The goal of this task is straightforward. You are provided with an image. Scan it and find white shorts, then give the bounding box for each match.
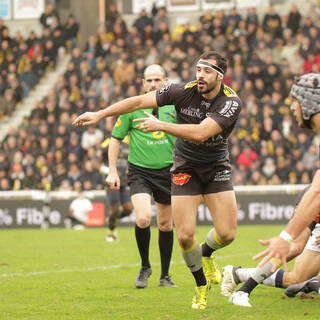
[305,223,320,253]
[73,211,87,224]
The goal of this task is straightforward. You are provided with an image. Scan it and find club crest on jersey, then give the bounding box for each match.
[172,173,191,185]
[152,131,165,139]
[219,100,239,118]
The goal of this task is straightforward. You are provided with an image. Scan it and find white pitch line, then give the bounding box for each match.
[0,252,255,279]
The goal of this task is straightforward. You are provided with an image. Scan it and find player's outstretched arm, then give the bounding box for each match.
[106,137,121,190]
[253,170,320,271]
[134,112,222,142]
[72,92,158,126]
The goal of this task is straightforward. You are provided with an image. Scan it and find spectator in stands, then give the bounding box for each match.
[43,39,58,68]
[1,3,319,191]
[64,14,79,50]
[11,163,24,190]
[19,64,36,97]
[153,7,168,31]
[67,162,82,186]
[246,7,258,26]
[0,177,11,190]
[237,144,258,170]
[262,5,282,38]
[287,4,301,35]
[81,125,103,151]
[23,166,39,190]
[0,150,9,172]
[302,144,318,172]
[84,35,102,58]
[227,7,242,28]
[40,3,60,29]
[0,89,15,117]
[82,159,104,189]
[133,9,153,35]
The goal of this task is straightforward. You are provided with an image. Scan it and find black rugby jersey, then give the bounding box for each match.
[156,80,242,163]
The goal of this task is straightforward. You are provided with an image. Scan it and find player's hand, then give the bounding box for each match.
[134,112,161,132]
[72,112,100,126]
[106,172,120,190]
[252,236,290,272]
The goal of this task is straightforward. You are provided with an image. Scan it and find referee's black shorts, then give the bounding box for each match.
[127,163,172,205]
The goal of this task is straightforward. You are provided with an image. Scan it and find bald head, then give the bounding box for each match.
[143,64,168,93]
[144,64,166,79]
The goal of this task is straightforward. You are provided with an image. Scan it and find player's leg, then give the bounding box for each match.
[283,250,320,297]
[131,192,153,288]
[222,227,312,295]
[172,194,209,309]
[151,164,176,287]
[127,164,154,288]
[284,250,320,285]
[106,189,121,241]
[119,186,133,219]
[229,222,314,306]
[156,201,177,287]
[303,277,320,295]
[202,191,237,285]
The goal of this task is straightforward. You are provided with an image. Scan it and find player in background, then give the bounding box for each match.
[100,137,133,242]
[68,188,93,230]
[106,64,177,288]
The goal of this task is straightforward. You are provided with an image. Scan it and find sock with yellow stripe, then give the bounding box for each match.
[202,228,225,257]
[181,240,207,286]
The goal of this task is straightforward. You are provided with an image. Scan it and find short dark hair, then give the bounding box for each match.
[198,51,228,74]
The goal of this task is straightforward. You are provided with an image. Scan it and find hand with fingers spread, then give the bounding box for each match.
[253,236,291,272]
[106,171,120,190]
[134,111,161,132]
[72,112,101,126]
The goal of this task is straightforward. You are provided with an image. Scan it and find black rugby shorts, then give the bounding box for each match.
[171,156,233,196]
[127,163,172,205]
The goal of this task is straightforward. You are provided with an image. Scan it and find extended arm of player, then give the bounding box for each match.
[105,137,121,190]
[254,170,320,271]
[134,111,222,142]
[72,92,158,126]
[285,170,320,239]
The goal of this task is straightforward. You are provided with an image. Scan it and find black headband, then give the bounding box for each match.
[197,59,225,76]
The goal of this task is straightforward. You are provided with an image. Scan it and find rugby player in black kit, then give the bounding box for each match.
[72,51,242,310]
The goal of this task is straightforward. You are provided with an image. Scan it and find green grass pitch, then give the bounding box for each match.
[0,225,318,320]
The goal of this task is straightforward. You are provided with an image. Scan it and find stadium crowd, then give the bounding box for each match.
[0,3,320,191]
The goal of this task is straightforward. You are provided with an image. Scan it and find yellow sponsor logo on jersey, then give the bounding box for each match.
[223,85,237,97]
[152,131,165,139]
[115,118,122,127]
[184,80,197,89]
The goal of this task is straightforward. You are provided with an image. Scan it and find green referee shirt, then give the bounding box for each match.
[111,106,176,169]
